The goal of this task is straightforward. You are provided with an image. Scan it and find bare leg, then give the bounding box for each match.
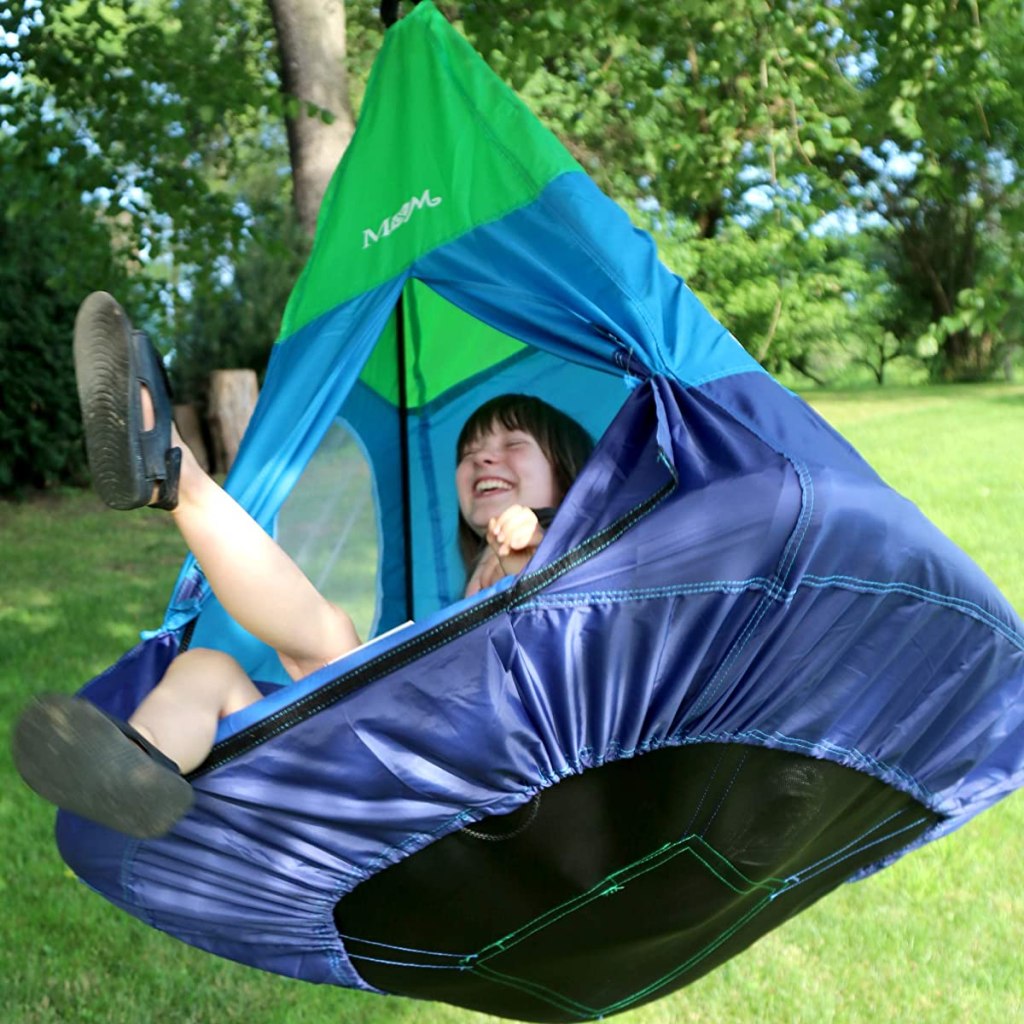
[171,439,360,678]
[129,648,263,773]
[141,390,360,679]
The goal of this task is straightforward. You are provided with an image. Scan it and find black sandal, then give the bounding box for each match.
[73,291,181,511]
[11,694,194,839]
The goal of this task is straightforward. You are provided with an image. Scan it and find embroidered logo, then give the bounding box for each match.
[362,189,443,249]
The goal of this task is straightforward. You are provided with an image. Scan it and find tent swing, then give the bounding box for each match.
[49,5,1023,1022]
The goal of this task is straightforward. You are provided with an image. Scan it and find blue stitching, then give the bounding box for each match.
[336,933,472,958]
[348,953,467,971]
[681,746,729,837]
[781,816,931,890]
[689,456,815,716]
[690,595,773,717]
[516,578,776,610]
[699,749,749,837]
[801,574,1024,650]
[118,840,148,924]
[778,808,911,882]
[517,571,1022,652]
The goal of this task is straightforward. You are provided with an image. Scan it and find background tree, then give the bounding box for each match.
[461,1,857,229]
[1,0,147,491]
[458,0,898,385]
[459,0,1024,383]
[843,0,1024,380]
[266,0,354,237]
[0,96,132,491]
[1,0,358,489]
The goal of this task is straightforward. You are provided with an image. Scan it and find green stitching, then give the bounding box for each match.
[596,894,775,1016]
[471,962,597,1019]
[458,834,785,1020]
[471,835,780,966]
[470,893,778,1020]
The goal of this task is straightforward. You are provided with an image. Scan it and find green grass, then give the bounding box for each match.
[2,384,1022,1023]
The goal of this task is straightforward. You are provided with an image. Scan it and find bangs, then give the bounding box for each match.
[457,395,550,459]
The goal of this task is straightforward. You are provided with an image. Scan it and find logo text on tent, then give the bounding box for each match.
[363,190,443,249]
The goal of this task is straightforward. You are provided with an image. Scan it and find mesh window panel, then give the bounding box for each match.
[277,421,381,640]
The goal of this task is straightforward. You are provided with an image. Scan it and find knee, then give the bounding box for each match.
[163,647,261,716]
[172,646,247,677]
[163,646,251,700]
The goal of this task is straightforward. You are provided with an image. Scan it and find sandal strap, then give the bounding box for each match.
[132,329,182,510]
[103,706,182,774]
[151,448,181,510]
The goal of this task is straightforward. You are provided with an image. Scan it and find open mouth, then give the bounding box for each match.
[474,478,513,497]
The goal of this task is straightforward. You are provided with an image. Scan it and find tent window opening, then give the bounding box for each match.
[276,421,382,643]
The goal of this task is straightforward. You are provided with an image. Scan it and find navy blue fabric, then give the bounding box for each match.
[63,374,1024,988]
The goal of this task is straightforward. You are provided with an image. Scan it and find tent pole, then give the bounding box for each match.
[395,288,415,621]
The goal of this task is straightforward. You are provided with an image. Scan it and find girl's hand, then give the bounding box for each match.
[488,505,543,558]
[487,505,544,578]
[463,506,546,598]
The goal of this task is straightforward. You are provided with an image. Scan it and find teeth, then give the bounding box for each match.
[476,479,511,495]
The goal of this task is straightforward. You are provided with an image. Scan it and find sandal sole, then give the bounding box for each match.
[73,292,149,509]
[12,694,194,839]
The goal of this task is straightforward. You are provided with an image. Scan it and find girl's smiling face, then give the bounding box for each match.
[456,424,559,536]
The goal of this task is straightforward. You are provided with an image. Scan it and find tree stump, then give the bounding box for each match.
[208,369,259,474]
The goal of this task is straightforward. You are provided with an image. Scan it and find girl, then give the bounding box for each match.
[13,292,593,839]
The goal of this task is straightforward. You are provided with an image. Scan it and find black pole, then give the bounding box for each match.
[382,0,421,28]
[394,290,415,621]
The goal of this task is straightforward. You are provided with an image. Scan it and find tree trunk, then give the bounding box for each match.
[266,0,355,238]
[208,369,260,474]
[939,328,995,382]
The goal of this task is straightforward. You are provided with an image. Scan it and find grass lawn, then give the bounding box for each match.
[1,383,1022,1023]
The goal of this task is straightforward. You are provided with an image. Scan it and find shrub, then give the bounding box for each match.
[0,156,132,495]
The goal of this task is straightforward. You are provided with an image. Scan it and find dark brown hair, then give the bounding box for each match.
[456,394,594,573]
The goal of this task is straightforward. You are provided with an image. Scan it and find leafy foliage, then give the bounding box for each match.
[461,1,862,227]
[0,105,133,495]
[453,2,890,379]
[840,0,1024,379]
[457,0,1024,381]
[4,0,282,269]
[650,210,900,386]
[167,188,311,408]
[1,0,317,468]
